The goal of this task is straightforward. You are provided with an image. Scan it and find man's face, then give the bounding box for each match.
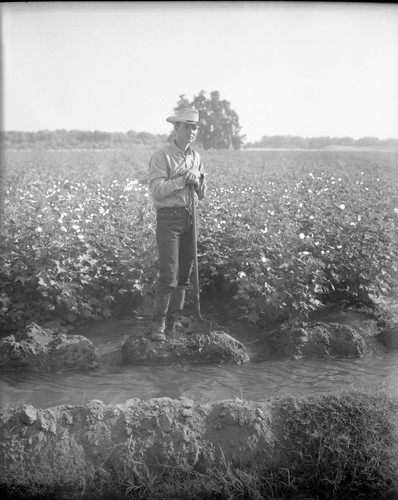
[175,122,198,149]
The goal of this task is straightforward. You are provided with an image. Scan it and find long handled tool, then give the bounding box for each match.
[188,184,213,334]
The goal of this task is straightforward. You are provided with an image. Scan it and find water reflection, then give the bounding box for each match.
[1,318,397,409]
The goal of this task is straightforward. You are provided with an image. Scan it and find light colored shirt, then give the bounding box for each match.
[148,141,207,210]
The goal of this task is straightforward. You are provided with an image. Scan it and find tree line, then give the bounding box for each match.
[246,135,398,149]
[1,90,396,150]
[0,129,168,149]
[2,129,397,151]
[1,90,246,151]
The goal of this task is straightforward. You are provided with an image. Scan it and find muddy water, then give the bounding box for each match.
[1,317,398,410]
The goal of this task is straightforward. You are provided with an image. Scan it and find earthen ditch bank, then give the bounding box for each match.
[1,389,397,498]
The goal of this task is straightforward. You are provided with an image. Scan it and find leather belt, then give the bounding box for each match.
[157,207,191,216]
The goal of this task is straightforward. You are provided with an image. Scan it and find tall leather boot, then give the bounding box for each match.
[166,286,189,335]
[151,290,171,341]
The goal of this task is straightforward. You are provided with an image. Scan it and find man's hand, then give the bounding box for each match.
[185,171,200,187]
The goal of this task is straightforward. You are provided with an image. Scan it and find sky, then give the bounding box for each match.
[2,1,398,142]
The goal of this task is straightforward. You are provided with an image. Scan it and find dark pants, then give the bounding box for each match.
[155,207,195,296]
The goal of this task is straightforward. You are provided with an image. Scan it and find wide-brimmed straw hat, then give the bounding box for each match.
[166,108,202,124]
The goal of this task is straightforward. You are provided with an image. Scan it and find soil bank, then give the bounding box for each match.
[1,389,397,499]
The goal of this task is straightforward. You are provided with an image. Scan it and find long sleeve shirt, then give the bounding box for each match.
[148,141,207,210]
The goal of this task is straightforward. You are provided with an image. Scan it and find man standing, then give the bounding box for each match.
[148,108,207,341]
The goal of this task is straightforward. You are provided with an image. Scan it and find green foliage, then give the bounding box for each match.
[199,150,398,325]
[1,148,397,332]
[1,149,158,332]
[173,90,246,150]
[277,389,398,499]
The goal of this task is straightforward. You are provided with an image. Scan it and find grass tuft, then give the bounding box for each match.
[275,389,398,499]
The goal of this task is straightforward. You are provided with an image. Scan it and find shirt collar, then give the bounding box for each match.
[170,140,192,156]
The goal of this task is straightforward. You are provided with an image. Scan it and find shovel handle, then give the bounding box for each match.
[190,184,204,320]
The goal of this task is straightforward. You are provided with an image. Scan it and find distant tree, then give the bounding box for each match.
[26,132,34,144]
[136,131,154,144]
[93,130,110,142]
[111,132,127,143]
[307,137,332,149]
[37,130,51,142]
[290,136,308,148]
[383,138,398,146]
[355,137,380,146]
[258,136,286,148]
[333,136,354,146]
[172,90,245,150]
